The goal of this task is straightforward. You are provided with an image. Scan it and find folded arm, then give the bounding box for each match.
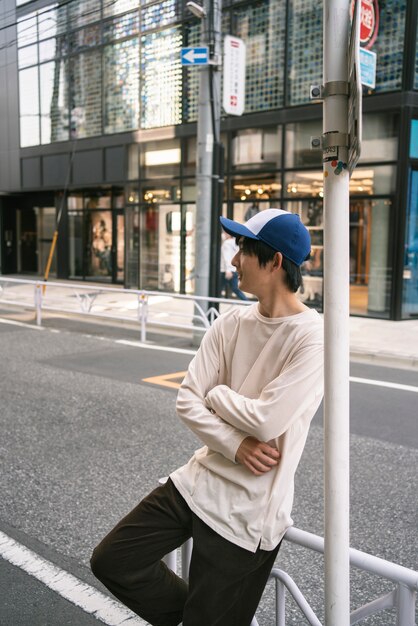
[176,320,247,462]
[205,343,323,442]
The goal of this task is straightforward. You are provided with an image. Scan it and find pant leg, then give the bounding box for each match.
[183,514,281,626]
[90,479,191,626]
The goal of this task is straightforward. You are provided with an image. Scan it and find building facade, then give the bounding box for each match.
[0,0,417,319]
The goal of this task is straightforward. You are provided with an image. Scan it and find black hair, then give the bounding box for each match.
[237,237,303,293]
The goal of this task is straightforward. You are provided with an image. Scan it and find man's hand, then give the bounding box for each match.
[235,436,281,476]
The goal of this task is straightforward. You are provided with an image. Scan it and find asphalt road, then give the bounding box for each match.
[0,317,417,625]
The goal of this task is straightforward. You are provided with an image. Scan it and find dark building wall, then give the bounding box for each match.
[0,1,20,192]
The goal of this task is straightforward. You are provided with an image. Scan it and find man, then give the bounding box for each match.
[91,208,324,626]
[220,231,248,300]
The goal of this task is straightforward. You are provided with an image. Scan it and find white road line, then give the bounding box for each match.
[350,376,418,394]
[2,315,416,393]
[116,339,197,356]
[0,531,147,625]
[0,317,44,330]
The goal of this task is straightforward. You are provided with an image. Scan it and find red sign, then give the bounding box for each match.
[351,0,379,49]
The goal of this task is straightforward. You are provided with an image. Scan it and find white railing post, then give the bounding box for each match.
[138,292,148,342]
[396,583,416,626]
[34,283,42,326]
[276,578,286,626]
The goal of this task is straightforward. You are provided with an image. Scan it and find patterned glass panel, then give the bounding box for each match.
[234,0,286,112]
[141,28,182,128]
[287,0,322,106]
[104,40,140,133]
[371,0,406,92]
[19,67,40,147]
[40,60,69,143]
[103,0,139,17]
[68,0,101,29]
[70,50,102,137]
[103,11,140,41]
[69,24,101,53]
[183,21,200,123]
[141,0,179,31]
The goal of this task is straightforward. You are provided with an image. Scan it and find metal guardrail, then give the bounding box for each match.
[0,277,250,340]
[164,527,418,626]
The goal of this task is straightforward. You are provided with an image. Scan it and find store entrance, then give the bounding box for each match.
[17,208,37,274]
[69,208,124,284]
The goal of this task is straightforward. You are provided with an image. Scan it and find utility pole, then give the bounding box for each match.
[322,1,352,623]
[192,0,222,308]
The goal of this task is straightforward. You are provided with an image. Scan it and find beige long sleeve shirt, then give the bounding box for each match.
[170,303,323,552]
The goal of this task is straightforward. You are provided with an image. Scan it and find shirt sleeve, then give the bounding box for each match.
[176,318,248,462]
[205,341,323,442]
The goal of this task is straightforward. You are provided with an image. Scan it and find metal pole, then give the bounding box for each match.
[193,0,221,310]
[323,1,351,624]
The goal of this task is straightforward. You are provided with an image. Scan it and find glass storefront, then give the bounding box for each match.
[403,170,418,318]
[68,191,124,283]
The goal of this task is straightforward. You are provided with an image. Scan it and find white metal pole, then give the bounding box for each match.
[323,1,351,624]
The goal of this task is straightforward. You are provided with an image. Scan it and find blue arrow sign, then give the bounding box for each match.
[181,47,209,65]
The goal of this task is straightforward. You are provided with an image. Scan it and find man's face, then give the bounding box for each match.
[232,238,267,296]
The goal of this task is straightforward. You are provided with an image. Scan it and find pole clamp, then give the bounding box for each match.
[310,132,350,150]
[310,81,349,100]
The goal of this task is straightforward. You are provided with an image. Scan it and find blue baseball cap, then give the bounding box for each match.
[220,208,311,266]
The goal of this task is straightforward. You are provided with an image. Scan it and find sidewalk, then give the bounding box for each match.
[1,274,418,370]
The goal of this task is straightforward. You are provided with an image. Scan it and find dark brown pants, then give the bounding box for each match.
[91,478,281,626]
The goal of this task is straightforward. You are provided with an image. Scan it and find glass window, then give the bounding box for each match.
[68,210,84,278]
[104,0,139,18]
[17,12,38,47]
[18,45,38,69]
[231,173,282,202]
[141,0,179,31]
[350,165,396,195]
[39,36,67,63]
[40,60,69,144]
[141,28,182,129]
[372,0,406,93]
[287,0,322,106]
[410,120,418,159]
[284,170,323,198]
[38,6,60,40]
[69,24,101,53]
[19,67,40,147]
[68,0,101,29]
[234,0,286,112]
[70,50,102,138]
[104,39,140,134]
[232,127,282,169]
[141,181,181,204]
[103,11,140,41]
[402,171,418,318]
[360,112,399,162]
[285,120,322,168]
[350,198,392,317]
[283,199,323,310]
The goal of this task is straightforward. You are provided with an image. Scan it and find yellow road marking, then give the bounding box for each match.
[142,371,187,389]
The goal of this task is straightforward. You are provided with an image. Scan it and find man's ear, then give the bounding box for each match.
[272,252,283,270]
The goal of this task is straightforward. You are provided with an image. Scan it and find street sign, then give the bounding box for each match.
[360,47,376,89]
[181,47,209,66]
[348,0,362,175]
[222,36,246,116]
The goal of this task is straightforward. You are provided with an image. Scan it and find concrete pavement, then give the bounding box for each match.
[1,274,417,370]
